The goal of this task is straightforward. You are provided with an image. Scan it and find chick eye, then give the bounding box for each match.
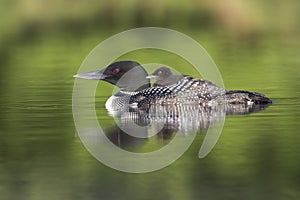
[113,68,120,74]
[158,71,162,75]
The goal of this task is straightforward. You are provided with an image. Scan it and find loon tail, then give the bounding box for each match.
[225,90,272,105]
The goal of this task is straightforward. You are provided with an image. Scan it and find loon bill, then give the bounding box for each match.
[74,61,272,111]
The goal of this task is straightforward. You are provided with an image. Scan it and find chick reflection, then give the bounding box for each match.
[103,123,178,151]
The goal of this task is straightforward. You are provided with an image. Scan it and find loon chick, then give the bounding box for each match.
[74,61,272,110]
[146,67,184,87]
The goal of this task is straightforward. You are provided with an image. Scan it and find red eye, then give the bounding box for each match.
[113,68,119,74]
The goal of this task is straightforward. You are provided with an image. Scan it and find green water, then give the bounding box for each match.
[1,30,300,200]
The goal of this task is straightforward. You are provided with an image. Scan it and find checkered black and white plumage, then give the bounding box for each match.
[128,76,225,106]
[106,75,271,114]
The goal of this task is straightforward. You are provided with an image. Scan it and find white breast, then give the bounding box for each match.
[105,95,115,112]
[104,94,131,116]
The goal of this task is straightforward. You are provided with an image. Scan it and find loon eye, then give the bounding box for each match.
[112,68,120,74]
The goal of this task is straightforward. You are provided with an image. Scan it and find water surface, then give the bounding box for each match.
[0,31,300,200]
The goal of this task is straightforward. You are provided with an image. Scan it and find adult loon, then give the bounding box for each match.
[74,61,272,110]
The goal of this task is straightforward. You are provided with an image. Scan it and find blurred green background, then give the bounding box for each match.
[1,0,300,200]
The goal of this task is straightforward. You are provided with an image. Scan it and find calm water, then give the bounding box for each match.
[0,31,300,200]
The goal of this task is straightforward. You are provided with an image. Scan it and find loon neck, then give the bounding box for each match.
[119,90,139,95]
[118,81,150,92]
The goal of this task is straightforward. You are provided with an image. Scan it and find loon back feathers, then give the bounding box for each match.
[225,90,272,105]
[147,66,272,105]
[129,76,226,106]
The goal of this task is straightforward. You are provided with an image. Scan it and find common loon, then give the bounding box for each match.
[74,61,272,111]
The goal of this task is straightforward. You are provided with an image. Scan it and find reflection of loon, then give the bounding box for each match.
[100,103,270,147]
[74,61,272,112]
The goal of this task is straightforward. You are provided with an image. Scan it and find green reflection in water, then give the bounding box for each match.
[0,30,300,200]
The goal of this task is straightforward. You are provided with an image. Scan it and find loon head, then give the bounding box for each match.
[146,66,173,81]
[74,61,151,92]
[146,66,185,87]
